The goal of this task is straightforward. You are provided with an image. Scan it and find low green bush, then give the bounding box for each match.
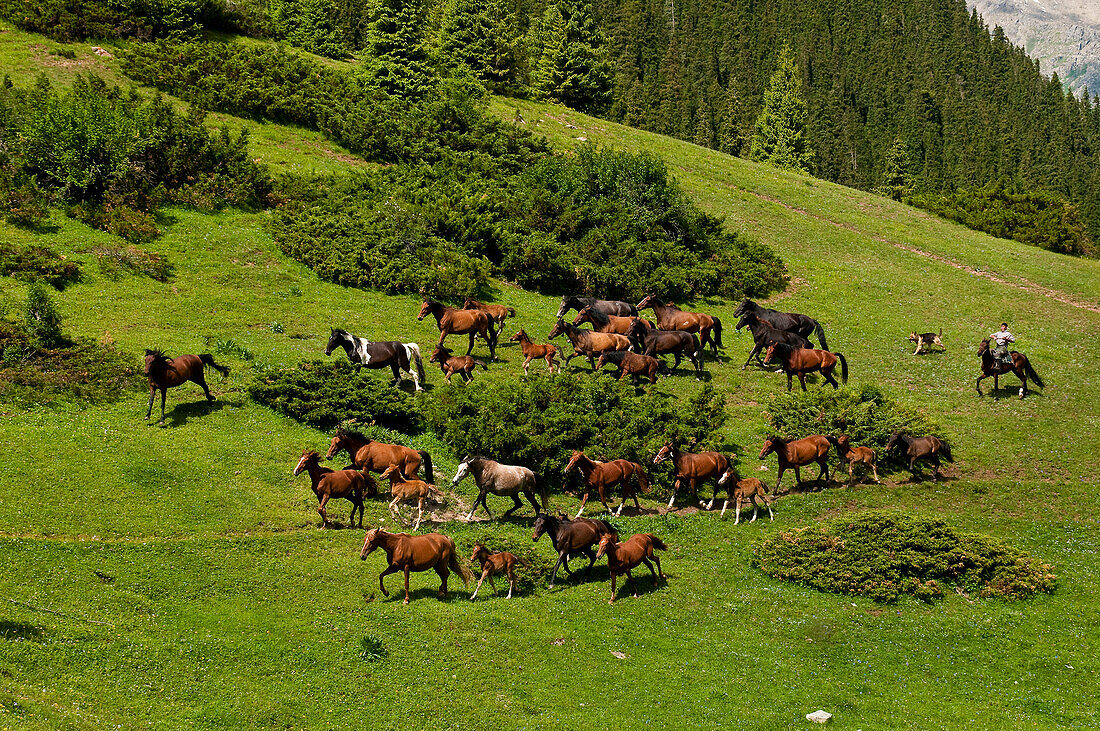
[0,0,234,41]
[753,510,1057,603]
[86,244,172,282]
[0,244,81,288]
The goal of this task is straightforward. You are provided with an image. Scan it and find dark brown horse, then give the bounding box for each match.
[293,450,373,528]
[429,345,488,383]
[556,295,637,319]
[759,434,832,493]
[976,338,1044,399]
[736,311,813,370]
[595,533,667,603]
[325,426,434,482]
[595,350,667,386]
[469,542,524,600]
[636,294,723,356]
[652,443,731,508]
[826,434,880,486]
[143,349,229,425]
[547,319,631,370]
[463,297,516,337]
[510,329,559,375]
[565,450,647,517]
[715,469,774,523]
[572,305,651,336]
[733,298,829,350]
[532,513,618,589]
[763,342,848,391]
[626,317,703,378]
[886,432,954,481]
[360,528,471,604]
[418,299,497,359]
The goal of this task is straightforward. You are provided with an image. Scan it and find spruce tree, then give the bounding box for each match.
[439,0,525,94]
[750,44,814,173]
[875,136,913,201]
[528,0,611,112]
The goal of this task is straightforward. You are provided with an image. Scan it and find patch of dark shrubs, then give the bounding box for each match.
[0,244,81,288]
[0,0,237,41]
[753,510,1056,603]
[85,244,172,282]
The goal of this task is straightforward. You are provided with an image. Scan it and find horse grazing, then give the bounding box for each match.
[736,311,813,370]
[572,305,650,336]
[325,328,425,391]
[532,513,618,589]
[463,298,515,337]
[293,450,373,528]
[826,434,880,487]
[595,533,667,603]
[379,464,442,531]
[595,350,667,386]
[469,542,524,600]
[547,319,631,370]
[565,450,647,517]
[556,295,637,319]
[732,298,829,351]
[715,468,774,523]
[509,329,559,375]
[360,528,471,604]
[325,426,434,483]
[429,345,487,384]
[764,342,848,392]
[652,443,731,508]
[976,338,1044,399]
[759,434,832,493]
[453,455,546,521]
[417,299,497,360]
[886,432,954,482]
[143,349,229,425]
[625,317,703,378]
[636,294,723,356]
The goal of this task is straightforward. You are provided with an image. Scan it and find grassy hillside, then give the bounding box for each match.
[2,23,1099,729]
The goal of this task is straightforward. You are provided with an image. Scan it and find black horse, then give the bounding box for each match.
[736,311,813,370]
[532,513,618,589]
[886,432,954,481]
[325,328,425,391]
[556,295,638,320]
[733,298,829,351]
[625,317,703,378]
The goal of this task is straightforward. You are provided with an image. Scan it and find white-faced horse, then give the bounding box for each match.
[325,328,425,391]
[453,455,546,521]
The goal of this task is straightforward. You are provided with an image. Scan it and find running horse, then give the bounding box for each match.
[293,450,373,528]
[556,295,637,319]
[976,338,1044,399]
[325,328,425,391]
[417,299,497,360]
[564,450,647,517]
[463,297,516,337]
[547,319,631,370]
[736,311,813,370]
[759,434,832,493]
[325,426,434,482]
[453,455,546,521]
[572,305,651,336]
[595,532,667,603]
[826,434,880,486]
[652,442,732,508]
[143,349,229,425]
[636,294,723,356]
[509,329,559,375]
[360,528,472,604]
[763,342,848,391]
[886,432,954,482]
[625,317,703,378]
[733,298,829,350]
[532,513,618,589]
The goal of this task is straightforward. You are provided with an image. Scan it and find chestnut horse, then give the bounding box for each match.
[556,295,637,319]
[886,432,953,481]
[652,443,731,508]
[532,513,618,588]
[715,468,774,523]
[626,317,703,378]
[293,450,373,528]
[565,450,647,517]
[636,294,723,356]
[595,533,667,603]
[325,426,434,482]
[469,543,524,600]
[826,434,880,486]
[360,528,471,604]
[143,349,229,425]
[429,345,487,383]
[595,350,666,386]
[759,434,832,493]
[463,297,515,337]
[763,342,848,391]
[976,338,1044,399]
[572,305,650,336]
[547,319,631,370]
[379,464,442,531]
[510,329,559,375]
[418,299,497,360]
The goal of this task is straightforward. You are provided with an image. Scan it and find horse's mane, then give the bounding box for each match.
[765,434,788,445]
[580,306,610,326]
[144,348,170,374]
[335,427,371,444]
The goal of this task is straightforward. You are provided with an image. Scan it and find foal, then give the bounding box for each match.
[510,329,559,375]
[826,434,880,486]
[379,464,442,531]
[715,468,774,523]
[429,345,488,383]
[595,533,667,603]
[469,542,523,600]
[595,350,666,386]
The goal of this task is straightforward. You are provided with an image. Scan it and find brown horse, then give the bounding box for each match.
[595,350,666,386]
[325,426,434,482]
[143,349,229,425]
[378,464,443,531]
[360,528,471,604]
[976,338,1045,399]
[625,317,703,378]
[510,329,559,375]
[886,432,954,482]
[429,345,487,383]
[763,342,848,391]
[595,533,667,603]
[652,443,731,508]
[418,299,497,360]
[826,435,880,486]
[759,434,832,493]
[636,294,723,356]
[565,450,647,517]
[532,513,618,589]
[715,469,774,523]
[293,450,373,528]
[463,297,515,337]
[548,319,631,370]
[469,542,524,600]
[572,305,651,336]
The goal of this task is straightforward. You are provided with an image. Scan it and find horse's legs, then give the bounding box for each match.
[626,570,640,598]
[548,551,569,589]
[581,547,599,577]
[389,497,404,525]
[413,498,425,531]
[193,371,214,401]
[794,466,803,489]
[871,462,881,483]
[507,568,516,599]
[378,564,399,597]
[817,458,828,485]
[598,483,613,515]
[848,462,856,488]
[437,563,450,599]
[574,490,590,518]
[159,389,167,424]
[464,490,483,522]
[749,498,760,523]
[471,569,489,600]
[317,494,330,528]
[653,554,665,579]
[641,556,657,580]
[931,455,941,482]
[466,332,475,356]
[775,466,786,494]
[798,373,808,391]
[719,498,729,518]
[502,494,523,518]
[609,572,618,604]
[402,567,412,604]
[742,344,761,370]
[146,387,156,418]
[735,496,742,525]
[786,373,793,391]
[976,373,987,396]
[523,356,531,376]
[690,477,699,502]
[488,575,498,595]
[993,374,1000,397]
[523,490,540,514]
[668,477,680,509]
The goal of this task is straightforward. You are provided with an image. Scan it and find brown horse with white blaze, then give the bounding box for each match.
[325,426,433,482]
[143,349,229,425]
[759,434,832,493]
[636,294,723,356]
[763,342,847,391]
[652,443,731,508]
[418,299,497,360]
[293,450,373,528]
[565,451,647,517]
[360,528,471,604]
[595,533,667,603]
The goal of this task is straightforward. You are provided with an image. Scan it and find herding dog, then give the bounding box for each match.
[908,329,945,355]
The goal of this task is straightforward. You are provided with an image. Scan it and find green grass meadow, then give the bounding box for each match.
[2,23,1100,729]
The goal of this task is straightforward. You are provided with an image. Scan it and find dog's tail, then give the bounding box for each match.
[1023,358,1045,389]
[507,306,517,318]
[199,354,230,378]
[814,321,829,351]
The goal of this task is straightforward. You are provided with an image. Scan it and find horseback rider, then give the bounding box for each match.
[990,322,1015,368]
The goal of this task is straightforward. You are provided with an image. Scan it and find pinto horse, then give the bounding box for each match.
[532,513,618,589]
[418,299,497,360]
[826,434,880,486]
[886,432,954,482]
[144,349,229,425]
[626,317,703,378]
[428,345,487,383]
[759,434,832,493]
[565,450,647,517]
[325,426,434,483]
[764,342,848,391]
[652,443,731,508]
[463,298,515,337]
[547,319,631,370]
[360,528,471,604]
[509,329,559,375]
[572,305,650,336]
[736,311,813,370]
[733,298,829,350]
[976,338,1045,399]
[453,455,546,521]
[595,533,667,603]
[325,328,425,391]
[595,350,667,386]
[556,295,637,319]
[293,450,372,528]
[636,294,723,356]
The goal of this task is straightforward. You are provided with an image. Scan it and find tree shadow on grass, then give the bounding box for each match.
[0,622,45,642]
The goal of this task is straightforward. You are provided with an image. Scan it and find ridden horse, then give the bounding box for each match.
[759,434,832,493]
[143,349,229,425]
[325,426,434,482]
[625,317,703,378]
[547,319,631,370]
[556,295,637,319]
[595,350,667,386]
[417,299,497,360]
[764,342,848,391]
[463,298,515,337]
[360,528,471,604]
[595,533,667,603]
[454,455,546,521]
[428,345,487,383]
[733,298,829,350]
[293,450,372,528]
[532,513,618,589]
[572,305,651,336]
[976,338,1045,399]
[715,468,774,523]
[565,450,647,517]
[826,434,880,486]
[469,543,524,600]
[325,328,425,391]
[378,464,442,531]
[652,443,731,508]
[736,311,813,370]
[886,432,954,482]
[636,294,723,356]
[509,329,559,375]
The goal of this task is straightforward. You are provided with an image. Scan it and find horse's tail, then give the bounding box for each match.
[507,306,517,318]
[199,354,230,378]
[405,343,425,383]
[712,317,723,348]
[449,545,473,586]
[825,434,841,452]
[362,471,379,498]
[814,321,829,351]
[533,471,549,511]
[691,334,703,361]
[939,440,954,463]
[1023,358,1045,389]
[597,519,618,540]
[647,535,669,552]
[418,450,434,483]
[476,359,489,371]
[635,466,650,495]
[836,352,848,383]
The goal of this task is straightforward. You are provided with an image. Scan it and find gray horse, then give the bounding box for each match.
[453,456,547,521]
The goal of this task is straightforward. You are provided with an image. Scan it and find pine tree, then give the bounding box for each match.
[368,0,434,98]
[749,44,815,173]
[24,282,62,348]
[528,0,611,112]
[875,136,913,201]
[717,78,747,156]
[439,0,525,94]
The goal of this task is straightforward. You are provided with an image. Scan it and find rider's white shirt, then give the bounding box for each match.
[991,331,1015,347]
